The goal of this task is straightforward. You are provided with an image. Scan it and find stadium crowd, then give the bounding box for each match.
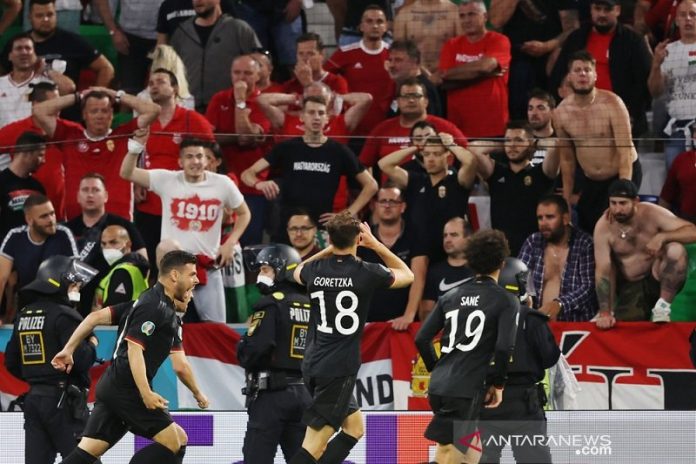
[2,0,696,332]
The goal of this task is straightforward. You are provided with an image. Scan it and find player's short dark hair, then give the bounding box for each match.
[81,89,114,108]
[80,172,107,189]
[527,88,556,109]
[568,50,596,70]
[287,208,318,227]
[538,194,569,215]
[29,82,58,103]
[390,40,421,63]
[397,76,426,97]
[14,131,46,154]
[326,211,361,250]
[505,120,534,138]
[464,229,509,275]
[160,250,197,275]
[30,0,55,7]
[302,94,327,108]
[179,137,216,155]
[23,193,50,213]
[152,67,179,87]
[297,32,324,50]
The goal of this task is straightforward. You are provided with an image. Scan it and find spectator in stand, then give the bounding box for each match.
[137,68,214,275]
[155,0,237,44]
[386,40,443,118]
[286,209,323,259]
[241,95,378,238]
[594,179,696,327]
[527,89,557,165]
[437,0,511,138]
[489,0,579,119]
[136,45,196,111]
[94,225,150,309]
[472,121,559,256]
[392,0,462,75]
[65,172,147,316]
[420,216,474,320]
[170,0,261,113]
[121,135,251,322]
[660,139,696,222]
[554,50,640,234]
[648,0,696,168]
[0,0,20,38]
[379,131,476,262]
[326,0,394,46]
[206,54,271,245]
[0,83,68,218]
[550,0,652,137]
[93,0,162,94]
[252,48,282,92]
[360,77,465,176]
[233,0,303,81]
[33,87,160,221]
[281,32,348,96]
[0,34,74,129]
[0,132,46,240]
[325,4,394,152]
[0,194,78,323]
[519,194,597,321]
[357,186,428,330]
[634,0,680,42]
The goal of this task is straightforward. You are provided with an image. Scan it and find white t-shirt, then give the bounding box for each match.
[0,74,50,128]
[661,40,696,120]
[149,169,244,257]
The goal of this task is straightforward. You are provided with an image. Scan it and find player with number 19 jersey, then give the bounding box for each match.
[416,275,519,398]
[300,254,394,377]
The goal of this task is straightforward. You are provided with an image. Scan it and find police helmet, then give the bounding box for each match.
[498,257,529,301]
[243,244,302,282]
[22,256,99,295]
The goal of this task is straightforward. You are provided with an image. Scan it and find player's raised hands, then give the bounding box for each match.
[358,222,381,250]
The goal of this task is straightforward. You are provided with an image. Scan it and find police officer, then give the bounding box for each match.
[479,257,561,464]
[4,255,99,464]
[237,244,313,463]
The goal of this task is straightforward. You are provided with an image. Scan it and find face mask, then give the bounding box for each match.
[256,274,275,294]
[102,248,124,266]
[68,291,81,303]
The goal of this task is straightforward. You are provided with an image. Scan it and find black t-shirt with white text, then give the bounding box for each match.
[0,168,45,239]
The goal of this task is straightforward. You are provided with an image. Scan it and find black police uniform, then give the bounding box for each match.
[479,305,561,463]
[237,282,313,463]
[4,293,96,464]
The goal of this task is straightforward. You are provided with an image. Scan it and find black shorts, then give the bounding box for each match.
[82,373,173,445]
[302,375,359,431]
[425,392,483,445]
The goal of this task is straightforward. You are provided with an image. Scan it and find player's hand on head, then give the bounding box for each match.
[51,350,74,374]
[358,222,379,249]
[142,390,169,410]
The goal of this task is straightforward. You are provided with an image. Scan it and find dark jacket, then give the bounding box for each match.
[551,22,652,136]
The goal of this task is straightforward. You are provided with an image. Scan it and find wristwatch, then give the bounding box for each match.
[235,100,247,110]
[115,90,125,105]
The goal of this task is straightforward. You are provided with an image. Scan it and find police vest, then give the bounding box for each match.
[14,300,82,385]
[262,291,311,373]
[96,262,148,306]
[507,306,550,383]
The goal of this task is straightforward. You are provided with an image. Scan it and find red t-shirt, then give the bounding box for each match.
[137,106,215,216]
[205,88,272,196]
[586,30,614,92]
[326,41,394,135]
[439,31,511,137]
[280,72,349,96]
[359,115,467,169]
[0,117,72,220]
[54,118,138,221]
[660,149,696,217]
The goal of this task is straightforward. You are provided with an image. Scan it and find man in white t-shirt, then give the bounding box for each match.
[120,132,251,322]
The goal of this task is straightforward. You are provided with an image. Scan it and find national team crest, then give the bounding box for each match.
[438,185,446,198]
[77,141,89,153]
[106,139,115,152]
[523,176,532,187]
[141,321,155,336]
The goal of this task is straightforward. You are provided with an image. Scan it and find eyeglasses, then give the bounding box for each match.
[376,199,403,206]
[287,225,316,233]
[398,93,424,100]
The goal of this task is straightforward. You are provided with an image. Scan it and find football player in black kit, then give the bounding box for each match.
[237,243,313,463]
[288,211,414,464]
[478,257,560,463]
[51,250,209,464]
[415,229,519,464]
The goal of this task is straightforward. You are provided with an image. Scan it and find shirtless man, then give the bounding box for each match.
[594,179,696,328]
[553,49,640,234]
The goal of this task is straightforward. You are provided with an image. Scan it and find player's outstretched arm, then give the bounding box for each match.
[170,351,209,409]
[359,222,414,288]
[51,307,112,373]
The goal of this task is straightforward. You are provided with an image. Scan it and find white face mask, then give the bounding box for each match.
[256,274,275,294]
[102,248,124,266]
[68,291,81,303]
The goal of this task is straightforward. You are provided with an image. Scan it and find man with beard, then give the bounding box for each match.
[519,194,597,321]
[170,0,261,112]
[472,120,559,256]
[594,179,696,327]
[527,89,557,166]
[553,50,640,234]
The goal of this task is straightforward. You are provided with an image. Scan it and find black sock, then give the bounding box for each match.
[289,447,318,464]
[175,444,187,464]
[319,431,358,464]
[129,442,177,464]
[59,447,98,464]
